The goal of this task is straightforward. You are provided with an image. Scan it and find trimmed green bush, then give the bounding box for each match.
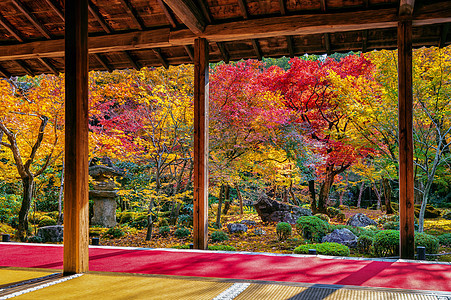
[208,245,236,251]
[158,218,169,227]
[383,221,399,230]
[211,231,229,243]
[314,213,330,223]
[294,242,350,256]
[357,235,373,253]
[296,216,329,243]
[120,211,135,224]
[174,227,191,238]
[326,207,340,218]
[38,216,57,227]
[105,226,125,239]
[438,233,451,247]
[276,222,292,241]
[159,226,171,237]
[415,232,439,254]
[130,213,148,229]
[373,230,399,257]
[28,235,43,243]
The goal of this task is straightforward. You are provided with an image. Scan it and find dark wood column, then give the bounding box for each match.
[398,19,415,259]
[64,0,89,274]
[193,38,209,249]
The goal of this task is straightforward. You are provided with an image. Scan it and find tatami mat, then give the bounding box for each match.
[0,268,55,286]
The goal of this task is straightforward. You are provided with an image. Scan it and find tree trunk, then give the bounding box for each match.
[372,181,382,210]
[317,171,335,213]
[282,186,288,203]
[357,181,365,208]
[309,179,317,213]
[222,185,231,215]
[57,161,64,225]
[235,183,244,215]
[17,176,34,241]
[414,179,424,205]
[289,181,299,206]
[145,199,155,241]
[215,185,224,228]
[382,178,394,214]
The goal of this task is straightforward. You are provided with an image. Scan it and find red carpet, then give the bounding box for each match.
[1,243,450,292]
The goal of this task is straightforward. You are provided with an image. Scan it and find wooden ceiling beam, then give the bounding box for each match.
[11,0,51,39]
[119,0,145,30]
[399,0,415,16]
[184,45,194,61]
[124,51,140,69]
[362,29,368,52]
[0,13,24,42]
[251,39,262,60]
[237,0,249,19]
[439,23,449,48]
[0,65,11,78]
[324,33,331,55]
[286,35,295,58]
[88,0,113,33]
[93,53,113,72]
[279,0,286,15]
[37,57,58,75]
[43,0,65,22]
[320,0,327,12]
[153,48,169,69]
[216,42,229,63]
[157,0,177,28]
[16,60,34,76]
[198,0,212,24]
[162,0,206,34]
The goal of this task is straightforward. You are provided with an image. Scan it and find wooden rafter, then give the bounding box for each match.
[184,45,194,61]
[237,0,249,19]
[362,29,368,52]
[157,0,177,28]
[198,0,212,24]
[279,0,286,15]
[43,0,65,22]
[124,51,140,69]
[324,33,331,55]
[16,60,34,76]
[93,53,113,72]
[216,42,229,63]
[11,0,51,39]
[320,0,327,12]
[286,35,294,58]
[399,0,415,16]
[251,39,262,60]
[37,57,58,75]
[363,0,369,9]
[163,0,205,34]
[88,0,112,33]
[0,64,11,78]
[439,23,450,48]
[153,48,169,69]
[119,0,145,30]
[0,13,24,42]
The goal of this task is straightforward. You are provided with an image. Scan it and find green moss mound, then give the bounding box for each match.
[294,242,350,256]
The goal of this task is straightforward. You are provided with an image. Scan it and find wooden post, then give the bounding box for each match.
[193,38,209,250]
[398,19,415,259]
[64,0,89,274]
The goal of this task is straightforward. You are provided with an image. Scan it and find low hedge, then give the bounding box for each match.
[296,216,329,243]
[294,242,350,256]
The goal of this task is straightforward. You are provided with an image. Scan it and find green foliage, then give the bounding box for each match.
[296,216,329,242]
[208,245,236,251]
[105,226,125,239]
[383,221,399,230]
[438,233,451,246]
[0,195,21,223]
[373,230,399,257]
[38,216,57,227]
[28,235,43,243]
[276,222,292,241]
[159,226,171,237]
[211,230,229,243]
[177,214,193,227]
[89,227,105,237]
[357,235,373,253]
[336,212,346,222]
[314,213,330,223]
[0,223,15,235]
[174,227,191,238]
[158,218,169,227]
[120,211,135,224]
[414,204,441,219]
[28,212,46,225]
[415,232,439,254]
[130,213,148,229]
[326,207,340,218]
[294,242,350,256]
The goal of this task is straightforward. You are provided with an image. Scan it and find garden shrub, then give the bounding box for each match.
[276,222,292,241]
[383,221,399,230]
[211,230,229,243]
[38,216,57,227]
[158,218,169,227]
[326,207,340,218]
[174,227,191,238]
[28,235,43,243]
[208,245,236,251]
[373,230,399,257]
[314,213,330,223]
[89,227,105,237]
[105,226,125,239]
[414,204,441,218]
[438,233,451,247]
[130,213,148,229]
[296,216,329,243]
[0,223,15,235]
[8,216,18,228]
[357,235,373,253]
[159,226,171,237]
[336,212,346,222]
[28,212,46,224]
[46,211,59,220]
[414,232,439,254]
[294,242,350,256]
[120,211,135,224]
[178,214,193,227]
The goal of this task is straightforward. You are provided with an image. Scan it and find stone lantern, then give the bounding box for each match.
[89,164,123,227]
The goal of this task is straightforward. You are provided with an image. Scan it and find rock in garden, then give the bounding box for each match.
[346,213,377,227]
[227,223,248,234]
[254,193,312,224]
[241,220,257,226]
[443,211,451,220]
[37,225,64,243]
[253,228,266,235]
[322,228,357,248]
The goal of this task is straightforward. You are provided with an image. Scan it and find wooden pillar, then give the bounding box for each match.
[63,0,89,274]
[193,38,209,250]
[398,19,415,259]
